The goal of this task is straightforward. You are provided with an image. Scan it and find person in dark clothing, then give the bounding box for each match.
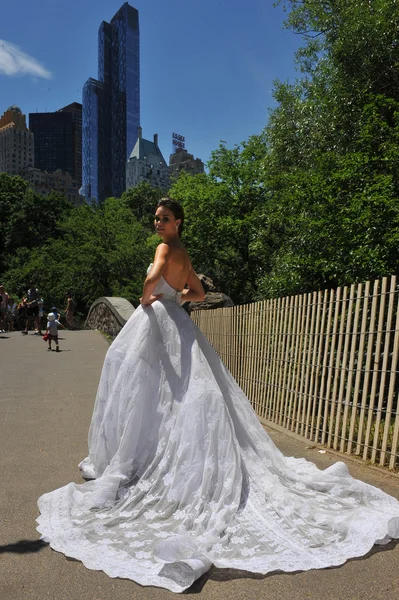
[22,281,42,335]
[17,298,28,331]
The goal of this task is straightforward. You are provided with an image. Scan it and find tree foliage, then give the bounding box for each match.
[0,174,73,273]
[121,181,164,229]
[259,0,399,296]
[1,185,154,312]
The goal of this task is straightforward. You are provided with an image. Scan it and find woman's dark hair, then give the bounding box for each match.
[157,198,184,237]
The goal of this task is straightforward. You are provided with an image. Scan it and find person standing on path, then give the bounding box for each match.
[37,198,399,593]
[45,312,65,352]
[17,298,27,331]
[6,296,17,332]
[23,282,42,335]
[65,292,75,329]
[0,284,9,333]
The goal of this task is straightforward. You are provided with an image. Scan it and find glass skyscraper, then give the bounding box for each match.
[81,3,140,203]
[29,103,82,185]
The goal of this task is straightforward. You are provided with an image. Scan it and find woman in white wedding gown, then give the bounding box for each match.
[37,198,399,593]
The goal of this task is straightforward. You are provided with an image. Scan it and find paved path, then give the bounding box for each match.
[1,330,399,600]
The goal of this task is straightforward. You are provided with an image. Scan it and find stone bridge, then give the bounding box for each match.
[84,296,135,338]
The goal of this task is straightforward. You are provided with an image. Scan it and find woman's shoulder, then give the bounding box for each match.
[168,246,190,265]
[155,242,171,257]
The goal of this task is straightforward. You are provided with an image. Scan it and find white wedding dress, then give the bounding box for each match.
[37,272,399,592]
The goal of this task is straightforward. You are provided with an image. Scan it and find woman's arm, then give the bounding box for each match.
[181,267,206,303]
[140,243,169,306]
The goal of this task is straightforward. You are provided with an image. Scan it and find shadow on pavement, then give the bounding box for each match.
[185,539,399,592]
[0,539,48,554]
[184,567,268,594]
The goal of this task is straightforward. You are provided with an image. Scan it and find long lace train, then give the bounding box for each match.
[37,278,399,592]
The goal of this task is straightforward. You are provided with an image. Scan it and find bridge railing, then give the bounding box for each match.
[191,275,399,471]
[85,297,135,339]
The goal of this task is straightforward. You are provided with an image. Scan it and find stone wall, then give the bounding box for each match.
[186,274,234,313]
[84,297,135,339]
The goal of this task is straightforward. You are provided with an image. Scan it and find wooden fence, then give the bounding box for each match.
[191,276,399,471]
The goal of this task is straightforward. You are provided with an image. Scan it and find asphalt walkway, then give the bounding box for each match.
[1,330,398,600]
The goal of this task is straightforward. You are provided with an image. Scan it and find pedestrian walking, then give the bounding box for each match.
[45,312,65,352]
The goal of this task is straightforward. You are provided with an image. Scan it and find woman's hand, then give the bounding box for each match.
[180,269,206,303]
[140,294,163,307]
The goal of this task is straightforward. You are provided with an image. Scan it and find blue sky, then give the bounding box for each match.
[0,0,302,165]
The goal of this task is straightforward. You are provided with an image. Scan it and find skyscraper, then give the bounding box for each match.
[126,128,170,191]
[0,105,34,175]
[169,148,205,179]
[59,103,82,185]
[29,102,82,185]
[81,3,140,203]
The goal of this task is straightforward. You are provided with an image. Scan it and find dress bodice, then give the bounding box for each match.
[147,264,182,305]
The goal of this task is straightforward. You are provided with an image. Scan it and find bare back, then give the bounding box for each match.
[147,240,204,304]
[162,245,192,292]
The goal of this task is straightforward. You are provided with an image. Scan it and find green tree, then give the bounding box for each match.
[0,173,73,273]
[121,182,165,229]
[258,95,399,297]
[3,197,154,311]
[256,0,399,297]
[170,136,271,303]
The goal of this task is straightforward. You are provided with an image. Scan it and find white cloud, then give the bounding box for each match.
[0,39,52,79]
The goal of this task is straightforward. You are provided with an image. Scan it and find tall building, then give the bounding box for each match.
[59,103,82,185]
[29,102,82,185]
[126,128,170,191]
[82,2,140,203]
[0,106,34,176]
[20,166,82,206]
[169,147,205,179]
